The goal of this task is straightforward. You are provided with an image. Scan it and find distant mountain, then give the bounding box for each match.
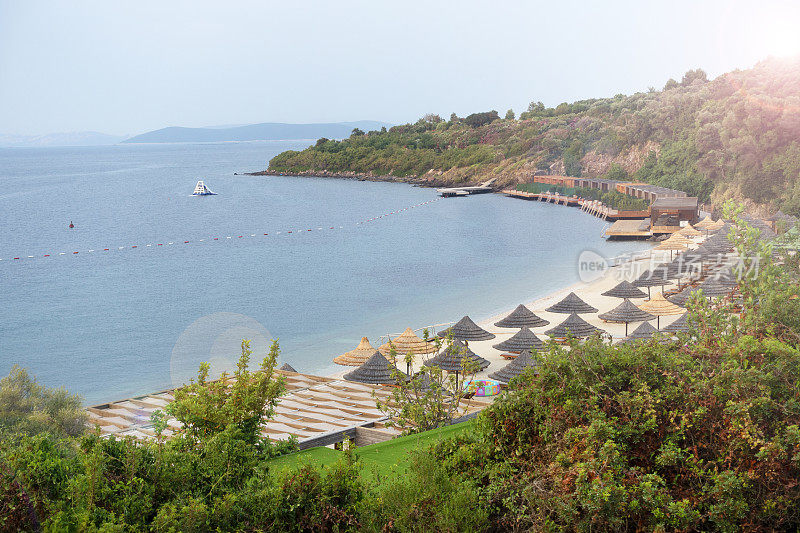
[0,131,126,147]
[122,121,392,144]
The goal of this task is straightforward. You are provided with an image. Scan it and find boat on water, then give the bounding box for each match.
[192,180,217,196]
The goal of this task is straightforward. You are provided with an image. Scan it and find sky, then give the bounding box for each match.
[1,0,800,136]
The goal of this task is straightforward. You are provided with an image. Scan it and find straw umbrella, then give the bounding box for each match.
[601,280,647,300]
[694,215,715,231]
[489,349,539,383]
[654,239,688,259]
[424,339,490,382]
[494,304,549,328]
[437,316,495,341]
[598,299,656,336]
[279,363,297,373]
[678,224,702,238]
[379,327,437,373]
[334,337,380,366]
[545,313,605,340]
[661,312,689,333]
[664,233,694,245]
[633,268,671,297]
[618,322,664,345]
[492,327,544,353]
[637,293,684,328]
[343,352,406,385]
[713,268,740,290]
[545,292,598,314]
[669,277,734,306]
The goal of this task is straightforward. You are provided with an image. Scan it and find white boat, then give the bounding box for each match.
[192,180,217,196]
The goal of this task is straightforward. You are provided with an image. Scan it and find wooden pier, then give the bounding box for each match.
[502,189,649,222]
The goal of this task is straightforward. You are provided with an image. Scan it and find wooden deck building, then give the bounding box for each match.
[86,369,491,449]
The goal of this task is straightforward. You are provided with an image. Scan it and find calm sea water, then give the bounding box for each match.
[0,142,650,404]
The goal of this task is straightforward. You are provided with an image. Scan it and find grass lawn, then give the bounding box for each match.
[266,420,474,479]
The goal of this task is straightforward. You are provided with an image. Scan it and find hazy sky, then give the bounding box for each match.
[2,0,800,136]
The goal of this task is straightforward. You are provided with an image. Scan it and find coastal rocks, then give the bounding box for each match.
[580,141,661,178]
[246,168,507,190]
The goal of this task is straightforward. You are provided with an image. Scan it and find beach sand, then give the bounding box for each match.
[327,245,694,383]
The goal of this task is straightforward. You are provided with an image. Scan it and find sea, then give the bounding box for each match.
[0,142,651,404]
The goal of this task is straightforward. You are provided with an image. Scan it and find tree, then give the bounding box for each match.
[505,109,515,120]
[166,339,284,445]
[422,113,442,124]
[0,366,87,437]
[663,78,679,90]
[350,128,365,137]
[375,332,480,434]
[527,101,545,113]
[563,139,584,177]
[603,162,629,180]
[681,68,708,86]
[464,110,499,128]
[315,137,329,147]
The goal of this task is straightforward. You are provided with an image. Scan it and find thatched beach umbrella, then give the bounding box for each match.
[618,321,664,345]
[694,215,716,231]
[492,327,544,353]
[703,233,733,253]
[637,293,685,328]
[678,224,702,238]
[707,219,726,232]
[437,316,495,341]
[713,268,740,290]
[670,276,734,307]
[545,313,605,339]
[279,363,297,373]
[334,337,380,366]
[489,349,539,384]
[494,304,549,328]
[654,239,688,259]
[661,312,689,333]
[424,339,490,379]
[668,286,702,307]
[379,327,438,359]
[664,233,694,245]
[343,351,406,385]
[601,280,647,300]
[633,268,671,297]
[695,275,734,296]
[598,299,656,336]
[545,292,598,314]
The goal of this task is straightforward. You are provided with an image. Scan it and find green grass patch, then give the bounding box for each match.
[266,421,475,479]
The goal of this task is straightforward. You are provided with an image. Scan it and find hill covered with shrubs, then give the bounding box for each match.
[268,57,800,214]
[5,211,800,530]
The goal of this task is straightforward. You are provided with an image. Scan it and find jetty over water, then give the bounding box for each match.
[438,178,496,197]
[503,175,703,239]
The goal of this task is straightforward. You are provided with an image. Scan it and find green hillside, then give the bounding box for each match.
[268,57,800,214]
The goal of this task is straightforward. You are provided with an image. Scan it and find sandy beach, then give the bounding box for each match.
[327,243,692,383]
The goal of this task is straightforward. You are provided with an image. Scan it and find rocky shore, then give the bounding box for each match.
[239,168,505,190]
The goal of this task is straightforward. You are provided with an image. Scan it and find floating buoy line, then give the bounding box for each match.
[1,198,442,264]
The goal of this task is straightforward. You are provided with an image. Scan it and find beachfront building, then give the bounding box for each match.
[650,197,700,229]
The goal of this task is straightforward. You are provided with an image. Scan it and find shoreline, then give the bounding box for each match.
[241,169,494,190]
[325,245,677,383]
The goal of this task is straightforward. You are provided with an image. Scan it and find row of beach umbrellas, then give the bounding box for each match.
[324,216,748,386]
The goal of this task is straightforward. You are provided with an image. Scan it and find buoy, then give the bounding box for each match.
[68,221,74,229]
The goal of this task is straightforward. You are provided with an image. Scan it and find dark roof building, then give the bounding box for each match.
[650,197,700,226]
